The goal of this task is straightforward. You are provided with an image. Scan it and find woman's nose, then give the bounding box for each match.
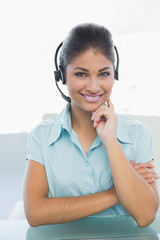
[86,77,100,93]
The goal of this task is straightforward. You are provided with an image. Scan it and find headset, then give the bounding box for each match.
[54,42,119,103]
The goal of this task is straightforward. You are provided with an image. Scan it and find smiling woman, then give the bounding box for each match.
[66,49,114,111]
[23,23,159,227]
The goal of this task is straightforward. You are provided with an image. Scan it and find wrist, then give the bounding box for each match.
[107,187,119,205]
[102,136,118,146]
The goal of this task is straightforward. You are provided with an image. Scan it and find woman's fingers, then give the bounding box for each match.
[130,160,160,183]
[136,170,159,179]
[146,178,157,184]
[130,160,135,167]
[130,160,155,170]
[92,106,109,126]
[133,162,154,170]
[91,101,118,142]
[107,98,114,111]
[92,103,116,124]
[93,115,102,127]
[92,99,115,120]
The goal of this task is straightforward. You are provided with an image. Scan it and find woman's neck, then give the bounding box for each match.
[70,105,95,132]
[70,104,97,155]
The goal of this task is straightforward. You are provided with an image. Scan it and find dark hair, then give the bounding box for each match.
[59,23,115,70]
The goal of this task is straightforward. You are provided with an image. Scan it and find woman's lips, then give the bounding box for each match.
[80,93,103,102]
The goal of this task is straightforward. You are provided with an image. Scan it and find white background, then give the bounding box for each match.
[0,0,160,133]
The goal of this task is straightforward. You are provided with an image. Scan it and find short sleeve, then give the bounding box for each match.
[134,124,154,164]
[26,126,44,165]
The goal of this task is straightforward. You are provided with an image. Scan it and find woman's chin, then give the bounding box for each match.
[81,102,105,113]
[71,98,107,113]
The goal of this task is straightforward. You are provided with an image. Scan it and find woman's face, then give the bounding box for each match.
[66,48,115,113]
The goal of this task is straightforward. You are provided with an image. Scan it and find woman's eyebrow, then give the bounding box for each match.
[98,67,112,72]
[73,67,112,72]
[73,67,89,72]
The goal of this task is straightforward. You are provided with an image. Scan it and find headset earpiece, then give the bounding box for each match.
[114,68,119,81]
[54,42,71,102]
[54,42,66,84]
[54,66,66,84]
[54,70,61,82]
[59,65,66,84]
[114,46,119,81]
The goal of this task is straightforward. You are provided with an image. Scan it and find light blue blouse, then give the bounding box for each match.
[26,103,154,216]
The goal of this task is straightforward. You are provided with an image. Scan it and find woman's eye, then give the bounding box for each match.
[100,72,110,77]
[75,72,87,77]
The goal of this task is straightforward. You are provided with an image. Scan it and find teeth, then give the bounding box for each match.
[85,95,100,99]
[81,93,103,100]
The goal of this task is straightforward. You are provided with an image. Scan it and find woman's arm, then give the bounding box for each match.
[104,138,159,227]
[24,160,118,227]
[92,100,159,227]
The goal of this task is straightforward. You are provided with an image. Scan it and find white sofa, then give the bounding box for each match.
[2,114,160,220]
[0,132,28,220]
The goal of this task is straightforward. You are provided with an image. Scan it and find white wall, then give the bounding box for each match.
[0,0,160,133]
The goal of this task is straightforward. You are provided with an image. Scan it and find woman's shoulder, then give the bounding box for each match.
[34,116,57,129]
[118,114,147,128]
[117,114,152,141]
[29,104,70,142]
[33,104,70,132]
[29,115,60,139]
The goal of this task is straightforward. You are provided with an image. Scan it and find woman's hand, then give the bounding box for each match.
[91,99,118,143]
[131,160,160,184]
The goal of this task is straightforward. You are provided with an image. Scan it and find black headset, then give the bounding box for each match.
[54,42,119,103]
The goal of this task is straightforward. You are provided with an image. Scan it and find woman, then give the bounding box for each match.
[24,23,159,227]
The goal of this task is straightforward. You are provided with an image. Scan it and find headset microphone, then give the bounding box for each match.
[54,42,119,103]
